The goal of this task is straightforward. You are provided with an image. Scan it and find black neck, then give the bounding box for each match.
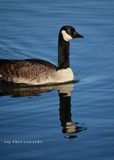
[58,35,70,69]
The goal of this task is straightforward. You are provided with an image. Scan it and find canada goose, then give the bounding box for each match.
[0,25,83,85]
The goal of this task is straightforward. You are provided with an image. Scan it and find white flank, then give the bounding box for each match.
[61,30,72,42]
[55,68,74,83]
[0,69,74,85]
[15,68,74,85]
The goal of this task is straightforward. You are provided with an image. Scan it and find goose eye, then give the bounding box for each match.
[72,30,76,37]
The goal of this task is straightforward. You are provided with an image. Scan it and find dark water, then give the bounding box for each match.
[0,0,114,160]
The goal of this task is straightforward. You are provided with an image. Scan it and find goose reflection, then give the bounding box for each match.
[58,83,87,138]
[0,82,87,138]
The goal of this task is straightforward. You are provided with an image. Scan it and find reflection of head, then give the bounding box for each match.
[59,92,78,135]
[58,84,87,139]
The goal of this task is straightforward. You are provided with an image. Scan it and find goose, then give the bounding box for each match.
[0,25,83,85]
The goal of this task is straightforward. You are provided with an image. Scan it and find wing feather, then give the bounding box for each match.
[0,59,57,84]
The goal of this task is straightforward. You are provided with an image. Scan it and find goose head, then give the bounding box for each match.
[59,25,84,42]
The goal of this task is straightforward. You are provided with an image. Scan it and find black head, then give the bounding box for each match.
[60,25,84,42]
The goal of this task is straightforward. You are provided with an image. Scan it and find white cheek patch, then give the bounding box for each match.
[61,30,72,42]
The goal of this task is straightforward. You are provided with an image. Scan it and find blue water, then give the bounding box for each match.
[0,0,114,160]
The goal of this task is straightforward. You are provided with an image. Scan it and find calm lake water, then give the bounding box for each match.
[0,0,114,160]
